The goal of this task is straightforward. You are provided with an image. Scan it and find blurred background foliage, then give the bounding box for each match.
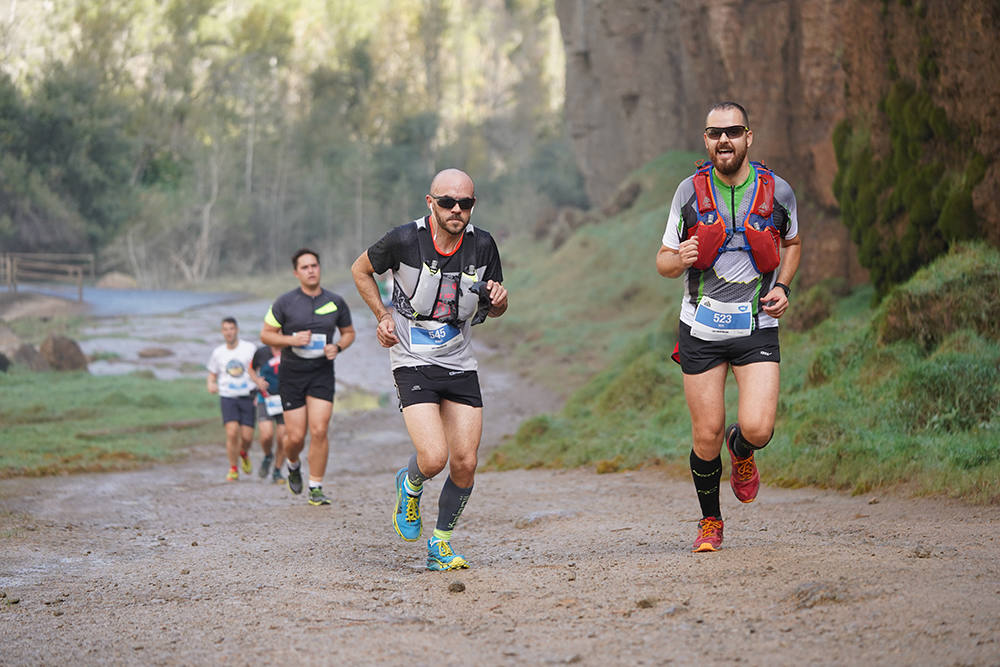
[0,0,584,284]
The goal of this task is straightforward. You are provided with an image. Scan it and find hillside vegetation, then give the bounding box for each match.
[485,151,1000,504]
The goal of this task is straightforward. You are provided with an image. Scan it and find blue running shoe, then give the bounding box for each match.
[426,538,469,571]
[259,454,273,479]
[393,467,422,541]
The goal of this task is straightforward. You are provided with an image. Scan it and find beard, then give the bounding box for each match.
[710,141,748,176]
[433,208,468,237]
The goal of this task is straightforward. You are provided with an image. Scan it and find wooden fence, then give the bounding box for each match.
[1,253,95,302]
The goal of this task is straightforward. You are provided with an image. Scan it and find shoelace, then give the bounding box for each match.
[734,456,756,480]
[699,519,722,538]
[434,541,454,558]
[405,496,419,522]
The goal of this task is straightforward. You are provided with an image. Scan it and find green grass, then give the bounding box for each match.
[4,312,89,345]
[485,147,1000,504]
[0,370,219,477]
[484,151,701,396]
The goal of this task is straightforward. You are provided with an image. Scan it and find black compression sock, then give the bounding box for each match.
[690,450,722,519]
[730,424,769,459]
[436,476,474,532]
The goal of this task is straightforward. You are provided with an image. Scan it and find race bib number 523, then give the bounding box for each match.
[690,297,753,341]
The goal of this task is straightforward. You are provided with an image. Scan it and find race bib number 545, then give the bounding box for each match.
[409,321,463,354]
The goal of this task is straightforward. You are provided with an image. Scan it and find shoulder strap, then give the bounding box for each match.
[415,218,438,268]
[692,164,716,215]
[749,162,774,218]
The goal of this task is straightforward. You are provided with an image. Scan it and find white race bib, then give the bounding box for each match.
[409,321,464,354]
[264,394,283,416]
[292,332,327,358]
[690,297,753,341]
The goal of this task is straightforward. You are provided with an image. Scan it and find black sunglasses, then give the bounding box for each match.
[704,125,749,140]
[429,194,476,210]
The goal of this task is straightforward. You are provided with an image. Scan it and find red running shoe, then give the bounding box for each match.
[726,424,759,503]
[692,517,724,552]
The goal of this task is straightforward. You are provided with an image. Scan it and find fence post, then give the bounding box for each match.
[11,256,18,293]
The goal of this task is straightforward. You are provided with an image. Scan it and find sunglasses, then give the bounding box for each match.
[704,125,749,140]
[429,194,476,210]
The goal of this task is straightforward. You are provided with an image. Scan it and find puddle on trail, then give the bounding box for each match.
[75,292,397,401]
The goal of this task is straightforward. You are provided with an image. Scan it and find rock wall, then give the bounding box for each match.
[555,0,999,286]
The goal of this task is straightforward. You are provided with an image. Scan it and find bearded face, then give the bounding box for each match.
[703,108,753,178]
[709,133,749,176]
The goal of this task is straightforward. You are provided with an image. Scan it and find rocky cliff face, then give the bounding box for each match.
[555,0,998,286]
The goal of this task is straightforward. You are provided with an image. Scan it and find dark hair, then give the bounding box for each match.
[292,247,319,269]
[222,317,238,327]
[707,101,750,127]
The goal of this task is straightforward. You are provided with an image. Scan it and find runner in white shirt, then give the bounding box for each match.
[206,317,265,482]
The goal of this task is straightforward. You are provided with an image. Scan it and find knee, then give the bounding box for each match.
[413,449,445,477]
[692,424,724,450]
[285,429,305,448]
[449,451,478,478]
[738,423,774,449]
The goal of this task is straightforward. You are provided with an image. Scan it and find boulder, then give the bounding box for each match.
[96,271,139,289]
[39,334,88,371]
[13,343,50,371]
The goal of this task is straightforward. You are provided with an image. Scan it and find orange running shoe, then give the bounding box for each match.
[692,517,724,552]
[226,468,239,482]
[726,424,759,503]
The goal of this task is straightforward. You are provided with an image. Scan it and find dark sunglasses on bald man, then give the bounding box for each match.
[704,125,749,140]
[430,194,476,210]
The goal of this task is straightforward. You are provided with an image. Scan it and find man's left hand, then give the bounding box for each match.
[486,280,508,315]
[761,287,789,318]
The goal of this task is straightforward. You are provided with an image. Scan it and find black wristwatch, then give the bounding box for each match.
[774,282,791,297]
[334,344,343,353]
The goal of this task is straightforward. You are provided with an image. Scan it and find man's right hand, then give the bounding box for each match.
[678,236,700,268]
[290,330,312,346]
[376,313,398,348]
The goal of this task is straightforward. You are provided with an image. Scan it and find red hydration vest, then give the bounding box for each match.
[686,161,782,274]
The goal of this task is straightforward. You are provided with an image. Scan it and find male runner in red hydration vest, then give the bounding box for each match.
[656,101,802,552]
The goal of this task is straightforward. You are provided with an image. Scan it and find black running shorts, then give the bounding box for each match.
[279,365,335,411]
[677,322,780,375]
[255,399,284,425]
[220,395,256,427]
[393,365,483,409]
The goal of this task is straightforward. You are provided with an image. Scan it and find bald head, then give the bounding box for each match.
[430,169,474,196]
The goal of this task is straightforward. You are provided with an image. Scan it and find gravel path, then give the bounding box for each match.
[2,296,999,665]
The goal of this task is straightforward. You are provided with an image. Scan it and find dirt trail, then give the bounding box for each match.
[2,298,999,665]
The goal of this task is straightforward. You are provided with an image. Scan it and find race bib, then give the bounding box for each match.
[409,321,464,354]
[292,332,327,358]
[690,297,753,341]
[264,394,283,416]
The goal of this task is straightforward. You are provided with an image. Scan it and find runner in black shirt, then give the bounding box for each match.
[261,248,355,505]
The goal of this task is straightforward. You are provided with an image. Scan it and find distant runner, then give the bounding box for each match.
[261,249,355,506]
[352,168,508,571]
[206,317,262,481]
[251,344,287,484]
[656,101,801,552]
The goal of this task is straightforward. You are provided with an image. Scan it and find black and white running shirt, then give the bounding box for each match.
[367,217,503,371]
